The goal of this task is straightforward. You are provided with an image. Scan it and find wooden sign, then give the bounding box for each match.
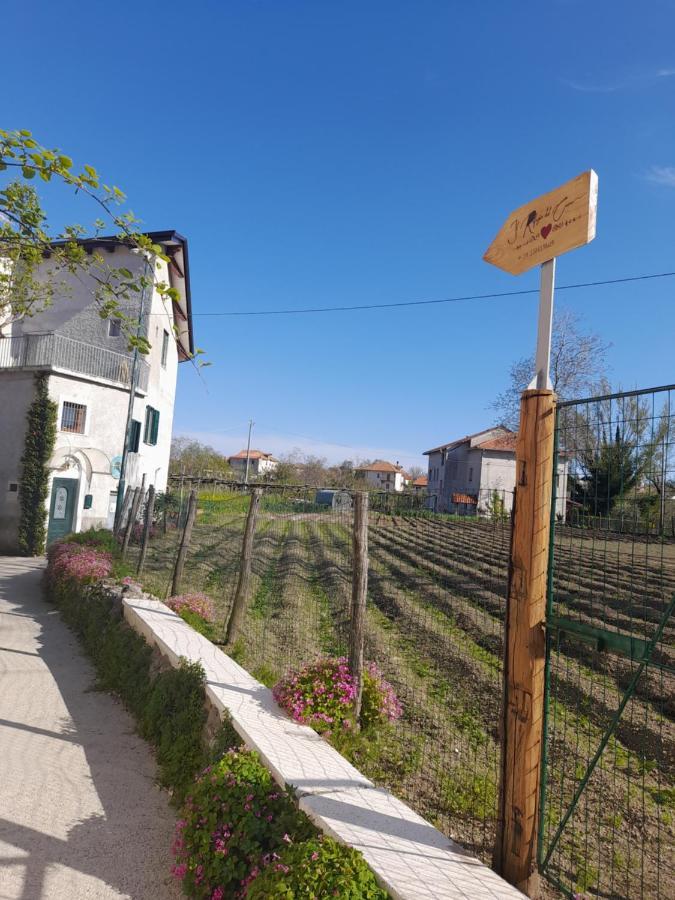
[483,170,598,275]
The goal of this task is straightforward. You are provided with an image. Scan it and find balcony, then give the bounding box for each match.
[0,333,150,392]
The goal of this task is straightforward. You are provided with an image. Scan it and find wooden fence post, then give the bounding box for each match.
[496,389,555,895]
[114,485,133,538]
[349,491,369,721]
[136,484,155,576]
[171,489,198,596]
[121,485,144,560]
[225,488,262,645]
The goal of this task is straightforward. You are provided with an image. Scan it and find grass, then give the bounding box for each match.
[124,505,674,897]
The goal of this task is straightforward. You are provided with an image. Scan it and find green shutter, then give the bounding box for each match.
[128,419,141,453]
[151,408,160,445]
[144,407,152,444]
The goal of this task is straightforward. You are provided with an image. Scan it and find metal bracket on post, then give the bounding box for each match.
[529,258,556,391]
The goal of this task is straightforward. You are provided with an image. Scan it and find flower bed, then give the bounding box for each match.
[167,592,217,640]
[272,657,402,733]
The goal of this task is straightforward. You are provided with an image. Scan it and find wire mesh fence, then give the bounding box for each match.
[540,385,675,899]
[122,483,511,864]
[118,384,675,900]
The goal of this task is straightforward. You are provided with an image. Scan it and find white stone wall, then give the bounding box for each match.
[0,372,36,551]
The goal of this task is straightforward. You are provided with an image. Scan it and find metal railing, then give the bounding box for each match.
[0,333,149,391]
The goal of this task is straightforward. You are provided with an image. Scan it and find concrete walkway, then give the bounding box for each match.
[0,558,181,900]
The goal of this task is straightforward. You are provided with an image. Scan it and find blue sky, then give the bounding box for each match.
[5,1,675,467]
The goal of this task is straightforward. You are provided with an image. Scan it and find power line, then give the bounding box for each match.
[177,270,675,318]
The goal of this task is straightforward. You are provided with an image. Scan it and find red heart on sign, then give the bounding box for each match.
[540,224,552,239]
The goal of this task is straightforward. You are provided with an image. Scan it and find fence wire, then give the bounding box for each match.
[540,385,675,899]
[123,483,511,864]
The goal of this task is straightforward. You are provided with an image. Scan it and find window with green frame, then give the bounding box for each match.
[161,330,169,367]
[128,419,141,453]
[144,406,160,445]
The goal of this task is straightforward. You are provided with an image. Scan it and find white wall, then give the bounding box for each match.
[1,247,182,541]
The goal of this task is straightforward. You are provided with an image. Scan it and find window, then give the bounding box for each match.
[108,319,122,337]
[468,467,474,483]
[161,330,169,367]
[61,401,86,433]
[128,419,141,453]
[144,406,160,445]
[7,482,18,493]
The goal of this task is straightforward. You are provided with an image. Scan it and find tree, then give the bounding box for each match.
[491,309,609,428]
[0,128,183,354]
[565,387,673,529]
[571,424,639,517]
[170,438,233,478]
[407,465,425,481]
[18,373,57,555]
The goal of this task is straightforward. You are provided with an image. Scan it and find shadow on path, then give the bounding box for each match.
[0,557,181,900]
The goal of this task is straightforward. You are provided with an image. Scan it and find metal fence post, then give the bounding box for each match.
[225,488,263,645]
[349,491,369,722]
[496,389,555,895]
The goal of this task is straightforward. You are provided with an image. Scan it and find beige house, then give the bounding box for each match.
[228,449,279,479]
[424,425,568,516]
[354,460,411,492]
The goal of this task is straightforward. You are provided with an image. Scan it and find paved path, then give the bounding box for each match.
[0,558,182,900]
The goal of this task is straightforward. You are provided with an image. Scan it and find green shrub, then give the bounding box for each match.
[64,528,118,553]
[141,659,207,798]
[172,749,315,898]
[18,372,57,555]
[246,835,389,899]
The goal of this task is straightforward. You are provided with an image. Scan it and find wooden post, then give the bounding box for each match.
[225,488,262,644]
[349,491,369,721]
[171,489,198,596]
[114,485,133,538]
[497,389,555,895]
[121,486,143,560]
[136,484,155,576]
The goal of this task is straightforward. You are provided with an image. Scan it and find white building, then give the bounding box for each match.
[0,231,194,551]
[354,460,411,492]
[228,450,279,479]
[424,426,568,516]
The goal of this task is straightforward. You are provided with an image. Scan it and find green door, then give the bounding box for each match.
[46,477,78,546]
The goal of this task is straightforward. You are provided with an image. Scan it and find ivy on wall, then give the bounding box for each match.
[18,372,57,555]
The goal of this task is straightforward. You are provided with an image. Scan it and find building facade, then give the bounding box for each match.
[425,426,568,516]
[0,231,193,552]
[228,450,279,479]
[354,460,411,492]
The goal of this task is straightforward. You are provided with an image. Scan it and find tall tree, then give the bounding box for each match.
[491,309,609,428]
[0,128,183,354]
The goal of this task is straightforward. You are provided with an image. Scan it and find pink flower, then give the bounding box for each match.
[166,592,215,622]
[171,863,187,880]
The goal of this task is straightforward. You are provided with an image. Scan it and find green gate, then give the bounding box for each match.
[538,385,675,899]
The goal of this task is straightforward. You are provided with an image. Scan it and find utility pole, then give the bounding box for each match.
[114,253,152,532]
[244,419,254,485]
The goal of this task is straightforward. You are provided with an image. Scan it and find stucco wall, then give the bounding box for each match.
[0,372,36,552]
[0,247,181,546]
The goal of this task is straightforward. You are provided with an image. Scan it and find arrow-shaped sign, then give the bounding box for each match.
[483,170,598,276]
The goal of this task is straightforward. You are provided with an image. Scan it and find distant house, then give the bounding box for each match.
[227,449,279,479]
[354,460,411,492]
[412,475,428,492]
[424,426,568,516]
